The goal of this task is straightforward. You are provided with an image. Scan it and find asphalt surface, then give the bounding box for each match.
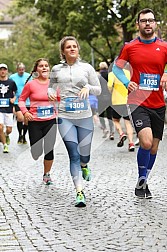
[1,119,167,252]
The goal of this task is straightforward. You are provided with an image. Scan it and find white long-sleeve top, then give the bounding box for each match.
[48,60,101,119]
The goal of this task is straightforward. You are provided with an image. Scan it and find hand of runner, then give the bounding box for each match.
[24,111,34,121]
[48,94,57,101]
[10,97,16,104]
[78,87,89,99]
[160,72,167,91]
[127,81,138,92]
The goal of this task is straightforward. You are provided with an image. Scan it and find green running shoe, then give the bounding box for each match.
[6,135,10,145]
[43,173,53,185]
[3,144,9,153]
[81,165,91,181]
[75,191,86,207]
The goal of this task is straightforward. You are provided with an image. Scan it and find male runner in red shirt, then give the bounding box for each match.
[113,8,167,198]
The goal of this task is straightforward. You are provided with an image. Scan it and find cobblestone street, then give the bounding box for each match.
[1,121,167,252]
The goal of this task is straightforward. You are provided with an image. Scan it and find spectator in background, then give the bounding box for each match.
[0,63,17,153]
[10,63,31,144]
[98,62,114,140]
[108,64,135,152]
[88,94,99,124]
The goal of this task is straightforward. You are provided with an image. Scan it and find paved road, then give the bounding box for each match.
[1,120,167,252]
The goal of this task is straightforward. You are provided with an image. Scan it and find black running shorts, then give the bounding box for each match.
[128,105,166,140]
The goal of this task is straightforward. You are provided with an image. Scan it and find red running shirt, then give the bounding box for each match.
[116,37,167,108]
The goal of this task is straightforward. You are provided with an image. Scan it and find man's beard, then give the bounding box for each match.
[140,28,154,39]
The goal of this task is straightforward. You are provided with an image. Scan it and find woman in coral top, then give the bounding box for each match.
[19,58,57,185]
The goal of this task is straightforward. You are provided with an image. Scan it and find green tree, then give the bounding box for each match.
[2,3,60,72]
[16,0,120,67]
[9,0,167,69]
[116,0,167,40]
[4,0,96,70]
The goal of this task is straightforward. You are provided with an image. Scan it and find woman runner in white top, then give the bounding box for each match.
[48,36,101,207]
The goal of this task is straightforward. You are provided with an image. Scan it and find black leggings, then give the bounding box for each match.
[28,119,57,160]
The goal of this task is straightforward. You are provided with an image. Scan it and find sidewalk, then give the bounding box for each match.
[0,122,167,251]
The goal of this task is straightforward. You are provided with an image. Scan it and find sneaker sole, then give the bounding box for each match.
[43,181,53,185]
[145,185,152,199]
[135,189,145,198]
[117,136,127,147]
[145,191,152,199]
[83,175,91,181]
[135,191,145,198]
[135,195,145,199]
[75,202,86,207]
[129,148,135,152]
[145,195,152,199]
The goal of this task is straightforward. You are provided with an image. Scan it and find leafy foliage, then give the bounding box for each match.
[2,0,167,71]
[2,2,59,72]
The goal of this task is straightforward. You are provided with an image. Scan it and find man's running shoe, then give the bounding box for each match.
[81,165,91,181]
[145,184,152,199]
[135,187,145,198]
[75,191,86,207]
[43,173,52,185]
[135,179,146,198]
[22,136,27,144]
[3,144,9,153]
[117,133,127,147]
[17,135,23,144]
[6,135,10,145]
[128,143,135,152]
